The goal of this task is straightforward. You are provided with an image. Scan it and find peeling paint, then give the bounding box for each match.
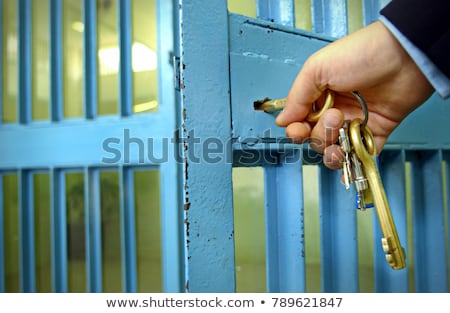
[184,218,190,236]
[242,51,269,59]
[284,58,296,65]
[184,160,189,179]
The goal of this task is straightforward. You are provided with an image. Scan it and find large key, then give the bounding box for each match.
[349,119,406,270]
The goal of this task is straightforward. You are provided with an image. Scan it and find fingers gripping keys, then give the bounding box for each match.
[338,121,369,210]
[255,89,406,270]
[349,119,406,270]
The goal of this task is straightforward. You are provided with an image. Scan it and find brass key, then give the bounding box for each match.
[338,120,369,210]
[349,119,406,270]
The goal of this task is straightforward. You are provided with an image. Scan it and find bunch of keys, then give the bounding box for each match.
[338,92,406,270]
[254,90,407,270]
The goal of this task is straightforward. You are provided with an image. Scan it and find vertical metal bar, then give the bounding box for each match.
[319,167,359,292]
[158,0,184,292]
[83,0,97,119]
[362,0,390,26]
[445,151,450,289]
[50,169,67,292]
[19,170,35,292]
[18,0,32,124]
[264,150,305,292]
[256,0,295,27]
[119,166,137,292]
[118,0,132,117]
[179,0,235,292]
[311,0,348,38]
[0,174,4,292]
[375,151,409,291]
[0,0,3,124]
[264,166,280,291]
[408,151,448,292]
[84,167,102,292]
[49,0,63,122]
[257,0,303,294]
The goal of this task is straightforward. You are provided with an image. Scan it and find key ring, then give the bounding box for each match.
[308,90,369,128]
[306,90,334,122]
[349,118,376,159]
[351,91,368,129]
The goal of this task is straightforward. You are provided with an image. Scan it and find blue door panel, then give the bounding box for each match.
[230,14,332,142]
[229,14,450,151]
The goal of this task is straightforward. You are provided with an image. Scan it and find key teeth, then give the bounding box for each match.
[382,237,407,270]
[381,237,390,253]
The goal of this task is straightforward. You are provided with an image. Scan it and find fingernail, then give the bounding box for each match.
[275,110,285,125]
[324,113,342,129]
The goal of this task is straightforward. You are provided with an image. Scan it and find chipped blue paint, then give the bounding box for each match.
[179,0,235,292]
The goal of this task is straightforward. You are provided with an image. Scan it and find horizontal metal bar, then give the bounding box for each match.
[0,115,171,169]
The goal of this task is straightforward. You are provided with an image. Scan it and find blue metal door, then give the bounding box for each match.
[0,0,182,292]
[1,0,449,293]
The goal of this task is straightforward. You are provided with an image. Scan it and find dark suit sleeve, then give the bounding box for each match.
[380,0,450,79]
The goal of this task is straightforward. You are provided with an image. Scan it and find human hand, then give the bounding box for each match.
[275,21,434,169]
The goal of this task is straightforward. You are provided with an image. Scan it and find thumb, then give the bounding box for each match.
[276,57,326,126]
